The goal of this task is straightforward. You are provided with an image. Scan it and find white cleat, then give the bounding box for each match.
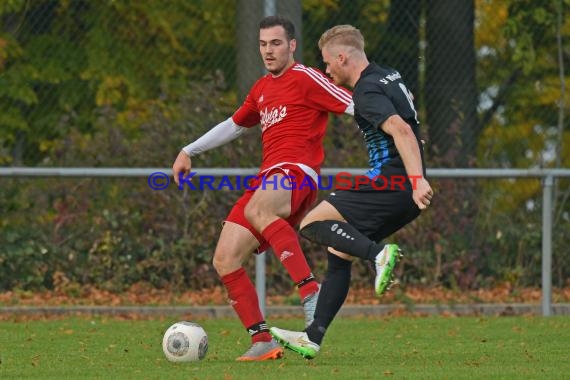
[270,327,320,359]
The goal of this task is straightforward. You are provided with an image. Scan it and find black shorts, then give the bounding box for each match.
[326,182,421,243]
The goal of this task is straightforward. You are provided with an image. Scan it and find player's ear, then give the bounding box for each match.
[289,38,297,53]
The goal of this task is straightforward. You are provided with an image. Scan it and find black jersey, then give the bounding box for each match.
[352,62,424,181]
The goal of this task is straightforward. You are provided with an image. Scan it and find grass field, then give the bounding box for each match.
[1,315,569,379]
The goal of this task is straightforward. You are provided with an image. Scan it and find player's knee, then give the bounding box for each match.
[300,220,328,243]
[212,251,239,277]
[212,254,225,275]
[299,215,316,230]
[244,201,280,231]
[300,207,325,229]
[243,202,261,225]
[299,221,317,239]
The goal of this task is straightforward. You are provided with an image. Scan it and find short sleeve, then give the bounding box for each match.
[296,67,352,114]
[232,86,260,128]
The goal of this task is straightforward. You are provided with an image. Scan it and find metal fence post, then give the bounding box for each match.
[255,0,276,318]
[255,251,267,317]
[541,175,554,316]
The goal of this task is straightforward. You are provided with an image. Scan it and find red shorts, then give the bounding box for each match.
[225,164,318,253]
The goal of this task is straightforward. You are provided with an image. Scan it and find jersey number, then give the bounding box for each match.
[399,83,419,124]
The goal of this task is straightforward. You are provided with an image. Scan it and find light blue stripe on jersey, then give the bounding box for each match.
[365,138,390,179]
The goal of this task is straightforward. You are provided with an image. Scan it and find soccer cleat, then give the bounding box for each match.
[270,327,320,360]
[302,284,320,328]
[235,339,284,361]
[374,244,402,296]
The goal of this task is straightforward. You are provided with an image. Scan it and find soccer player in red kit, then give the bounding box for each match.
[172,15,353,361]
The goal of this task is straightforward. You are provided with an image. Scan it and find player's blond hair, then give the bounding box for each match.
[318,25,365,53]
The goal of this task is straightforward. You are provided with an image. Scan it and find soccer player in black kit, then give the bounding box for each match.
[270,25,434,359]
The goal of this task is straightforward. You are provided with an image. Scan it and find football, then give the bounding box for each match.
[162,321,208,362]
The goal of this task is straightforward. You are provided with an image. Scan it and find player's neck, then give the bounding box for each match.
[349,58,369,87]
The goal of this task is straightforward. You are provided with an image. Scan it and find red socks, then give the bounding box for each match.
[221,219,319,344]
[261,219,319,300]
[221,267,271,343]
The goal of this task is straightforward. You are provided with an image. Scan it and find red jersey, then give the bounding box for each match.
[232,63,353,173]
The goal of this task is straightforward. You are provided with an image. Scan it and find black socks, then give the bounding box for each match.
[305,252,352,345]
[301,220,383,261]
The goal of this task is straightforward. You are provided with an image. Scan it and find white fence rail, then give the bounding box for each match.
[2,167,570,316]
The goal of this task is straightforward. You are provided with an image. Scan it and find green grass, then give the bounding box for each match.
[1,316,569,379]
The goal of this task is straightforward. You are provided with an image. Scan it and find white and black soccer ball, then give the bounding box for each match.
[162,321,208,362]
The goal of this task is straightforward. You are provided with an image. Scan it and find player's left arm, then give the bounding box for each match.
[380,115,433,210]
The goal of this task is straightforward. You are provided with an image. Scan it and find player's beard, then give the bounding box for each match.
[264,50,293,77]
[267,64,286,76]
[331,70,348,87]
[266,61,290,76]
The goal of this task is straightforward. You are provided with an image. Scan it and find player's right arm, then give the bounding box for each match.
[172,117,246,185]
[172,88,261,186]
[357,80,432,210]
[380,115,433,210]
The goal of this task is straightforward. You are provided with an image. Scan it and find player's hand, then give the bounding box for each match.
[412,177,433,210]
[172,150,192,186]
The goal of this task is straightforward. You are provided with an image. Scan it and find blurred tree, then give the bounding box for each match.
[0,0,236,166]
[236,0,264,101]
[376,0,421,97]
[0,0,568,291]
[476,0,569,286]
[425,0,479,167]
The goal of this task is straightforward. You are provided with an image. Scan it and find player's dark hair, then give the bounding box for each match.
[259,15,295,41]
